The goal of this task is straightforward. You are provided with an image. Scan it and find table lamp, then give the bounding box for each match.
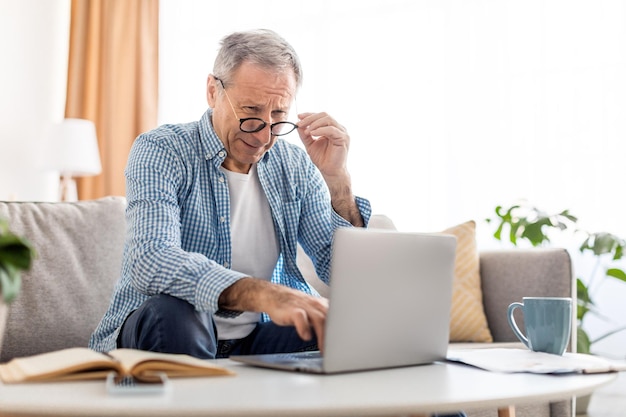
[42,118,102,201]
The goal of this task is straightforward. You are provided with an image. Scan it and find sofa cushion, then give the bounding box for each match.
[443,220,493,342]
[0,197,126,362]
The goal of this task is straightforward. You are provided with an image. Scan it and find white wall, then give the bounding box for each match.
[159,0,626,358]
[0,0,70,201]
[159,0,626,236]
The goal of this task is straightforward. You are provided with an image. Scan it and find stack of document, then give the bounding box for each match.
[447,348,626,374]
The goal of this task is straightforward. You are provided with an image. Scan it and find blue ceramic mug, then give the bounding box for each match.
[507,297,572,356]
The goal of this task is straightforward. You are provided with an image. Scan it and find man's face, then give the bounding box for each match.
[207,62,297,173]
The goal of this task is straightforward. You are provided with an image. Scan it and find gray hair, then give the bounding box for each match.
[213,29,302,89]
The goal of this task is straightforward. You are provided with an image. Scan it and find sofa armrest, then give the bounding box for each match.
[0,197,127,362]
[479,248,575,344]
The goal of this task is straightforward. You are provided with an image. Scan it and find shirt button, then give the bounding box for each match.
[218,176,225,183]
[219,216,226,223]
[223,262,229,268]
[218,151,226,158]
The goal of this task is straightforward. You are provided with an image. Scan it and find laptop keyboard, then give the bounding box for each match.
[275,351,322,361]
[272,351,324,372]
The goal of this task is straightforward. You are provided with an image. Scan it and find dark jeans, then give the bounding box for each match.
[117,294,317,359]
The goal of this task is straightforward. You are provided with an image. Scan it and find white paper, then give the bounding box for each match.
[446,348,626,374]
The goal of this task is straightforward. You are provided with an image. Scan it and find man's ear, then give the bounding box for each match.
[206,75,218,108]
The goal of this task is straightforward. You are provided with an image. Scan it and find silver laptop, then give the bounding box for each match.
[230,227,456,374]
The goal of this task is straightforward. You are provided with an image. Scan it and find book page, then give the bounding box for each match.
[0,348,235,384]
[0,348,121,383]
[447,348,626,374]
[108,349,235,379]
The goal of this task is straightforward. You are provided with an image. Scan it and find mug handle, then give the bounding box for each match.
[507,302,530,348]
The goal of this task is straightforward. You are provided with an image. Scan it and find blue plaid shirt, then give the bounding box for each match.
[89,109,371,352]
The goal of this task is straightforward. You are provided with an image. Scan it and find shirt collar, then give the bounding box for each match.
[198,109,227,163]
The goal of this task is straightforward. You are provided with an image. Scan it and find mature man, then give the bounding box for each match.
[89,29,371,358]
[90,29,468,417]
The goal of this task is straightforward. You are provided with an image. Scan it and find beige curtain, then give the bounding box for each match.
[65,0,159,200]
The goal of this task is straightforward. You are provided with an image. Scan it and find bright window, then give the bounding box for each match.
[159,0,626,357]
[159,0,626,235]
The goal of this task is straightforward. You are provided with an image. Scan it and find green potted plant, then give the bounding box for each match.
[0,216,36,352]
[0,217,36,303]
[486,202,626,354]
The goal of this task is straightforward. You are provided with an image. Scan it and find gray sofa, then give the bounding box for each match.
[0,197,575,417]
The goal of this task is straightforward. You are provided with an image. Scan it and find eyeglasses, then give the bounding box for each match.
[215,77,299,136]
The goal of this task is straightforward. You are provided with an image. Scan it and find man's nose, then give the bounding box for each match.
[249,123,273,146]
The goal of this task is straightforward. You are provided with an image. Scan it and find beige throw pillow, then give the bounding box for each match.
[443,220,493,342]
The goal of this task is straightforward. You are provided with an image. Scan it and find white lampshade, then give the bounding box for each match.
[42,118,102,177]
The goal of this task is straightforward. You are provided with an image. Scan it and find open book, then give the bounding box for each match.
[0,348,235,383]
[447,348,626,374]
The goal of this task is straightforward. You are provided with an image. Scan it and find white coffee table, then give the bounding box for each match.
[0,359,615,417]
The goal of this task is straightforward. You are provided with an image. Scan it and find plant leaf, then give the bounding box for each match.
[559,210,578,223]
[509,222,520,246]
[0,265,21,303]
[577,327,591,354]
[0,225,36,270]
[607,268,626,283]
[582,232,621,256]
[576,278,593,321]
[493,222,504,242]
[521,218,552,247]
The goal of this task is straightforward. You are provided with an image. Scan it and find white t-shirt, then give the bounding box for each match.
[213,164,280,340]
